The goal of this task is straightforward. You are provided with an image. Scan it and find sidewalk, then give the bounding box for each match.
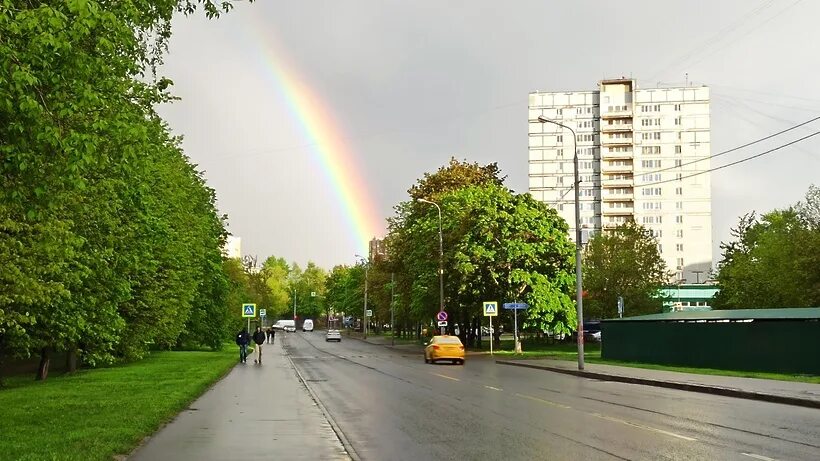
[128,341,350,461]
[497,358,820,409]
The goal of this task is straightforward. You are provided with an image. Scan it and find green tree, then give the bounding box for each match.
[713,188,820,309]
[583,222,670,319]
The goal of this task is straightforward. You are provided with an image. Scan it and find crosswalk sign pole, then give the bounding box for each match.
[489,315,493,356]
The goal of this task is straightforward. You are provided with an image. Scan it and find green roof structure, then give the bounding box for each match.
[606,307,820,322]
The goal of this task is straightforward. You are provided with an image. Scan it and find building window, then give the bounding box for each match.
[676,229,684,238]
[658,244,663,253]
[653,132,661,140]
[557,108,563,115]
[674,104,681,111]
[675,187,683,195]
[557,135,563,142]
[675,215,683,224]
[675,145,682,154]
[676,243,684,252]
[676,201,683,210]
[675,159,682,167]
[674,117,681,125]
[676,257,684,269]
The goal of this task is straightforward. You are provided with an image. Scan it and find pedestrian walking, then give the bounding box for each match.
[267,327,276,344]
[252,326,266,364]
[235,328,250,363]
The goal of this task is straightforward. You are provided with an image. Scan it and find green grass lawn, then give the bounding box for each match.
[486,339,820,384]
[0,347,238,461]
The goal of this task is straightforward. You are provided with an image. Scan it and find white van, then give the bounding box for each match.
[274,319,296,332]
[302,319,314,332]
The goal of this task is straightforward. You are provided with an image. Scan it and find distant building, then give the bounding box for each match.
[658,284,720,312]
[528,78,713,283]
[223,235,241,259]
[369,238,386,262]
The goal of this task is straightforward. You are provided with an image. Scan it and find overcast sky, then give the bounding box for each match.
[157,0,820,270]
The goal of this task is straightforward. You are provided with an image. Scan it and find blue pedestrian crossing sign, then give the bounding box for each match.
[242,303,256,318]
[483,301,498,317]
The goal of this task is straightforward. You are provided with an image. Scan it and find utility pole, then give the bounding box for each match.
[391,272,395,346]
[538,116,585,370]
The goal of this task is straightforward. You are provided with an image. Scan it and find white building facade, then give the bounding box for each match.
[528,78,712,282]
[223,235,242,259]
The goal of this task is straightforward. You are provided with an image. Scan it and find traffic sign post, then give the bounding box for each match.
[366,309,373,317]
[436,311,448,334]
[242,303,256,332]
[503,302,529,354]
[437,320,448,327]
[483,302,498,355]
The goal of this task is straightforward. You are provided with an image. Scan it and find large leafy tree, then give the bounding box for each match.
[583,222,670,319]
[713,186,820,309]
[0,1,248,379]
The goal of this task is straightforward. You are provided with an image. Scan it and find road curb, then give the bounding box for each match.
[286,352,361,461]
[496,360,820,410]
[346,334,424,352]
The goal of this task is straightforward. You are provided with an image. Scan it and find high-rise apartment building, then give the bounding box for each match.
[528,78,712,282]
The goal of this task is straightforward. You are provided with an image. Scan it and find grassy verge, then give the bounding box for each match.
[0,347,237,461]
[489,341,820,384]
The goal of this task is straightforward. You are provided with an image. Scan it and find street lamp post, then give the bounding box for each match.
[418,198,445,334]
[356,255,369,339]
[537,115,585,370]
[292,287,297,320]
[391,272,396,346]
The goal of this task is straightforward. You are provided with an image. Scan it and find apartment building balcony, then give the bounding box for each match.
[601,122,633,132]
[601,148,633,160]
[601,137,633,147]
[601,108,633,119]
[601,177,634,188]
[601,162,633,173]
[602,205,634,215]
[602,192,634,201]
[602,220,630,229]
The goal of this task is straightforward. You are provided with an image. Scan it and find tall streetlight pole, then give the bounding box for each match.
[355,254,369,339]
[418,198,445,334]
[292,287,297,320]
[537,115,585,370]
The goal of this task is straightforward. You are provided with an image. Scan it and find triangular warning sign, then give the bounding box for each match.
[244,305,254,315]
[484,302,497,315]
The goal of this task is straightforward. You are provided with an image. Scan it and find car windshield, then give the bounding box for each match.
[434,337,462,345]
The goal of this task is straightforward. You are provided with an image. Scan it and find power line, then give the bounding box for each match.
[642,114,820,175]
[638,130,820,187]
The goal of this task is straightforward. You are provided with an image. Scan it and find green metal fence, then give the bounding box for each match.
[601,309,820,374]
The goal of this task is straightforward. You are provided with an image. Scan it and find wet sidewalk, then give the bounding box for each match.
[497,358,820,409]
[128,340,350,461]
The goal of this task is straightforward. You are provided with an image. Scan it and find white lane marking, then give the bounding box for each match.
[515,393,572,409]
[431,373,460,381]
[484,385,503,391]
[591,413,697,442]
[741,453,777,461]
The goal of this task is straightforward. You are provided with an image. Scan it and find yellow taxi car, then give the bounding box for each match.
[424,335,465,365]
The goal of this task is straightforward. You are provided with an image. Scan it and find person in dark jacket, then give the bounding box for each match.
[236,328,251,363]
[267,327,275,344]
[252,326,266,364]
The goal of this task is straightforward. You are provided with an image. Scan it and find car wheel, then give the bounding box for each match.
[459,360,465,365]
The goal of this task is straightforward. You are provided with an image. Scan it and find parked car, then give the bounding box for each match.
[325,329,341,342]
[583,321,602,342]
[424,335,465,365]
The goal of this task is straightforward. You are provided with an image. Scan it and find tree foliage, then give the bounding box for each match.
[582,222,670,319]
[713,185,820,309]
[349,160,577,341]
[0,0,250,379]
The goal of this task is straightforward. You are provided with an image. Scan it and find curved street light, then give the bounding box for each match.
[537,115,585,370]
[418,198,445,334]
[355,254,369,339]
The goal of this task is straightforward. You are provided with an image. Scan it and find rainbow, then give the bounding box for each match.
[245,25,383,254]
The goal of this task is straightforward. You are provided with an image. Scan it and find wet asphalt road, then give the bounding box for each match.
[283,331,819,461]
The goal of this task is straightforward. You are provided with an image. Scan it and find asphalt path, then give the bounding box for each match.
[283,331,820,461]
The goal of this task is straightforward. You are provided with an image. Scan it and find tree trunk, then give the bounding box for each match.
[65,349,78,374]
[36,347,50,381]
